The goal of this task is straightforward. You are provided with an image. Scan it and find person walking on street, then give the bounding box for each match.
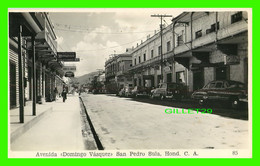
[54,87,58,101]
[61,88,67,103]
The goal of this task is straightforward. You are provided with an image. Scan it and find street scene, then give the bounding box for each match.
[8,9,251,158]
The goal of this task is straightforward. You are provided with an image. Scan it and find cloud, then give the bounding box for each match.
[56,36,64,44]
[71,34,124,76]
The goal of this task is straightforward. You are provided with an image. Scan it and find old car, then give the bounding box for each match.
[125,86,134,97]
[118,85,134,97]
[191,80,248,109]
[118,88,125,97]
[151,82,188,100]
[131,86,151,98]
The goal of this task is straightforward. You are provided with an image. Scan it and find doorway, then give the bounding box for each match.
[216,66,229,80]
[193,69,204,90]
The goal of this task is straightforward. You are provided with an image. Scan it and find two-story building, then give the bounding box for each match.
[105,49,133,93]
[172,11,248,92]
[129,11,248,93]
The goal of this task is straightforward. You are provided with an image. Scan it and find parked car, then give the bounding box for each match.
[191,80,248,109]
[118,88,125,97]
[125,86,134,97]
[151,82,188,100]
[118,86,134,97]
[131,86,151,98]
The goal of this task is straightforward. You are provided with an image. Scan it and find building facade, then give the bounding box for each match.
[105,49,133,93]
[129,11,248,93]
[9,12,72,122]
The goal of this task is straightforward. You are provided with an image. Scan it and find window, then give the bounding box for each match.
[158,45,162,55]
[206,22,220,34]
[151,50,154,58]
[195,30,202,39]
[211,22,220,32]
[138,56,141,63]
[134,58,136,65]
[177,35,184,46]
[167,41,171,52]
[215,82,223,88]
[231,12,242,24]
[143,53,146,61]
[204,82,215,89]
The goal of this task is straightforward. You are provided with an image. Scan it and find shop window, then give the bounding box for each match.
[231,12,243,24]
[195,30,202,39]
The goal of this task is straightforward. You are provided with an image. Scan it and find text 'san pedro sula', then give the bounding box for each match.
[165,108,212,114]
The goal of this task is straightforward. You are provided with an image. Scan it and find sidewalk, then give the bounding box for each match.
[10,95,85,151]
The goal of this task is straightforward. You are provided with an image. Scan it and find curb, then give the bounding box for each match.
[10,107,53,144]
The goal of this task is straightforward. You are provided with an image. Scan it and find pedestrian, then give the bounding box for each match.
[54,87,58,101]
[61,88,67,103]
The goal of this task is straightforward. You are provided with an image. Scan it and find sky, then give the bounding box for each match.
[49,9,183,77]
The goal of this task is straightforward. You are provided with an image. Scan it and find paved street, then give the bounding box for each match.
[81,93,249,150]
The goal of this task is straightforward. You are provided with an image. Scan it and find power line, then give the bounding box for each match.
[54,27,155,34]
[75,35,148,52]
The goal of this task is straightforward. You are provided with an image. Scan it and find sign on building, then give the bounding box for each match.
[164,66,171,72]
[63,65,77,72]
[65,71,75,77]
[57,52,79,62]
[224,55,240,65]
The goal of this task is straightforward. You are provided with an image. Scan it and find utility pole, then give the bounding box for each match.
[151,14,172,83]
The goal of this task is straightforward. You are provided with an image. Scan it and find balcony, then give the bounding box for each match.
[116,70,123,76]
[130,56,160,71]
[192,32,216,49]
[217,20,248,41]
[174,43,191,55]
[36,29,57,55]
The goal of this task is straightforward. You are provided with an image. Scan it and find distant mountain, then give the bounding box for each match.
[76,71,101,85]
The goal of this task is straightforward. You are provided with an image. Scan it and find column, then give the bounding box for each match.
[32,35,36,116]
[18,25,24,123]
[42,64,46,102]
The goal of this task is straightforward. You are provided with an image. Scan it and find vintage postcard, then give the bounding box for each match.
[8,8,252,158]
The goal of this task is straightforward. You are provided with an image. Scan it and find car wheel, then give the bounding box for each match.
[231,98,240,109]
[199,99,205,106]
[160,95,164,100]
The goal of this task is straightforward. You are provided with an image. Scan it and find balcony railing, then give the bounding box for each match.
[217,20,248,41]
[174,43,191,55]
[130,56,161,71]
